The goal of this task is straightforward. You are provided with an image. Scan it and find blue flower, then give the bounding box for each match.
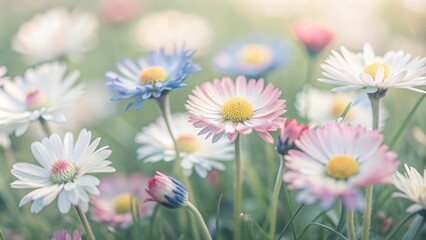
[106,47,200,110]
[213,38,291,78]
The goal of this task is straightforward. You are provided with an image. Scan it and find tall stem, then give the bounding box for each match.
[347,211,356,240]
[269,155,286,239]
[186,202,213,240]
[75,206,95,240]
[155,94,199,239]
[362,94,381,240]
[411,216,426,240]
[234,136,243,240]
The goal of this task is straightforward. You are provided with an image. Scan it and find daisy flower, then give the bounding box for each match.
[0,62,84,136]
[186,76,286,143]
[136,113,234,178]
[91,174,155,228]
[12,8,98,63]
[284,123,399,210]
[134,10,214,55]
[10,129,115,214]
[105,47,200,110]
[296,87,388,129]
[319,43,426,94]
[291,21,334,57]
[213,38,291,78]
[393,164,426,213]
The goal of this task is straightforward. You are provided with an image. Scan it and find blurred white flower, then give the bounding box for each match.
[12,8,98,63]
[0,62,84,136]
[393,164,426,213]
[136,113,234,178]
[134,10,214,55]
[11,129,115,214]
[296,87,388,129]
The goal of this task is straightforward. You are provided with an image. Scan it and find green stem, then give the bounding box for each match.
[75,205,95,240]
[234,136,243,240]
[155,94,199,239]
[298,222,348,240]
[186,202,212,240]
[278,204,305,239]
[148,205,161,240]
[389,94,425,149]
[385,212,416,240]
[347,211,356,240]
[269,155,286,239]
[328,203,346,240]
[362,94,381,240]
[411,216,426,240]
[39,118,52,136]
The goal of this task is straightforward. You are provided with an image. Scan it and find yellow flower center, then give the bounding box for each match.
[221,97,254,122]
[330,96,353,119]
[139,66,168,85]
[114,193,137,214]
[239,44,272,65]
[364,63,391,80]
[326,155,359,180]
[176,135,200,153]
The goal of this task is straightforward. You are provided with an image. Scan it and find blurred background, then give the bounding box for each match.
[0,0,425,239]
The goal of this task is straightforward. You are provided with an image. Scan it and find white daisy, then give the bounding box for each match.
[12,8,98,63]
[0,62,84,136]
[296,87,388,129]
[135,113,234,178]
[319,43,426,94]
[393,164,426,213]
[11,129,115,214]
[134,10,214,55]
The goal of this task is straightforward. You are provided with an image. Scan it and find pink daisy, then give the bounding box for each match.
[185,76,286,143]
[291,21,334,56]
[284,123,399,210]
[90,174,155,228]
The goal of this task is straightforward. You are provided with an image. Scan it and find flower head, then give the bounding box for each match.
[319,43,426,94]
[11,129,115,214]
[284,123,399,210]
[291,21,334,56]
[392,164,426,213]
[136,113,234,178]
[134,10,214,55]
[296,87,388,129]
[91,174,155,228]
[186,76,286,143]
[145,172,188,209]
[106,47,200,110]
[0,62,84,136]
[50,229,82,240]
[12,8,98,63]
[213,38,291,78]
[277,118,308,156]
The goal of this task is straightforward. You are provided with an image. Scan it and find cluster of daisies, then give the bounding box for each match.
[1,5,426,240]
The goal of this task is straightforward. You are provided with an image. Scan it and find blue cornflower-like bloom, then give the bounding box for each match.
[213,38,291,78]
[105,47,200,110]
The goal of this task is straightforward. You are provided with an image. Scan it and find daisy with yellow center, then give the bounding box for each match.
[284,123,399,210]
[213,39,291,78]
[91,174,155,229]
[319,43,426,94]
[136,113,234,178]
[186,76,286,143]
